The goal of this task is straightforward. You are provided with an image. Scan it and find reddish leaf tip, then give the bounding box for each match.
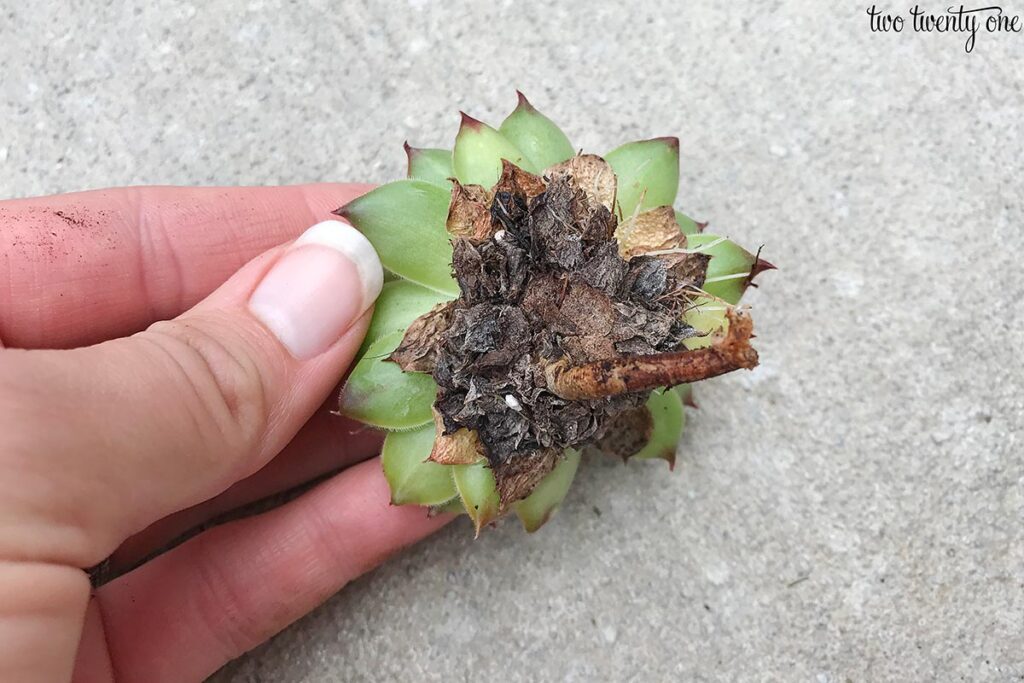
[746,246,777,288]
[653,136,680,151]
[752,257,778,276]
[515,90,535,111]
[402,141,416,175]
[651,448,678,471]
[459,111,484,130]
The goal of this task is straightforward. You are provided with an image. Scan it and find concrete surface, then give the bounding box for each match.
[3,1,1023,680]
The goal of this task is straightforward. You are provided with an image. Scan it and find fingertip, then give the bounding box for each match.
[247,220,382,360]
[293,220,384,309]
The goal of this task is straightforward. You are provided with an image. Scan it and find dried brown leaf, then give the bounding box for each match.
[663,251,711,290]
[614,206,685,259]
[434,155,760,475]
[554,279,619,362]
[446,181,493,239]
[545,154,617,211]
[493,159,547,200]
[492,448,561,508]
[428,408,483,465]
[597,406,654,461]
[388,301,455,372]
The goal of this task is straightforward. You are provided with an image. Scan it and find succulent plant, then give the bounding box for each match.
[335,93,773,535]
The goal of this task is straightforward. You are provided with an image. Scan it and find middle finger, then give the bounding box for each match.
[106,406,383,575]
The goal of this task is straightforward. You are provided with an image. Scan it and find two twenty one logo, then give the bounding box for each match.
[866,4,1023,52]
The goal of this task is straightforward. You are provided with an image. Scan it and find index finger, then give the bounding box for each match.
[0,183,371,349]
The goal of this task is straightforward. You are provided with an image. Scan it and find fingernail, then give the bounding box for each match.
[249,220,384,359]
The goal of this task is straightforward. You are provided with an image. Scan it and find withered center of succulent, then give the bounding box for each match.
[389,158,758,504]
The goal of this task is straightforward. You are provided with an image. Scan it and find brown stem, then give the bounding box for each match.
[547,309,759,400]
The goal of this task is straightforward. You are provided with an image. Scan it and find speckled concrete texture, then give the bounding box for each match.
[3,1,1023,681]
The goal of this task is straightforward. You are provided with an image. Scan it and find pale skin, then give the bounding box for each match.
[0,184,452,682]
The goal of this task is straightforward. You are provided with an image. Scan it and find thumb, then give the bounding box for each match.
[0,220,384,568]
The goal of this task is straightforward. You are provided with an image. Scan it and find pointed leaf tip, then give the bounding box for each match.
[405,147,454,187]
[515,90,535,110]
[499,94,573,172]
[454,116,536,185]
[751,249,777,279]
[459,111,484,130]
[402,141,415,174]
[452,460,501,536]
[686,233,766,305]
[746,258,776,290]
[656,136,680,150]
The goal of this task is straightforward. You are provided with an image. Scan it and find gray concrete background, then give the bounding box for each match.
[3,1,1023,680]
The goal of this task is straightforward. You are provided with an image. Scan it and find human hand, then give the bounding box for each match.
[0,185,453,682]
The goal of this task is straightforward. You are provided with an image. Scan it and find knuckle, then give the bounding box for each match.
[142,317,269,455]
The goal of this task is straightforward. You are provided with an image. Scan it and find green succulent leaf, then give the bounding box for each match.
[675,210,701,236]
[430,496,467,516]
[404,144,453,187]
[335,180,458,296]
[382,423,459,506]
[452,460,501,536]
[605,137,680,219]
[499,92,575,171]
[634,389,685,469]
[514,448,581,532]
[359,280,453,357]
[682,296,728,350]
[453,113,538,187]
[338,331,436,430]
[687,233,761,305]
